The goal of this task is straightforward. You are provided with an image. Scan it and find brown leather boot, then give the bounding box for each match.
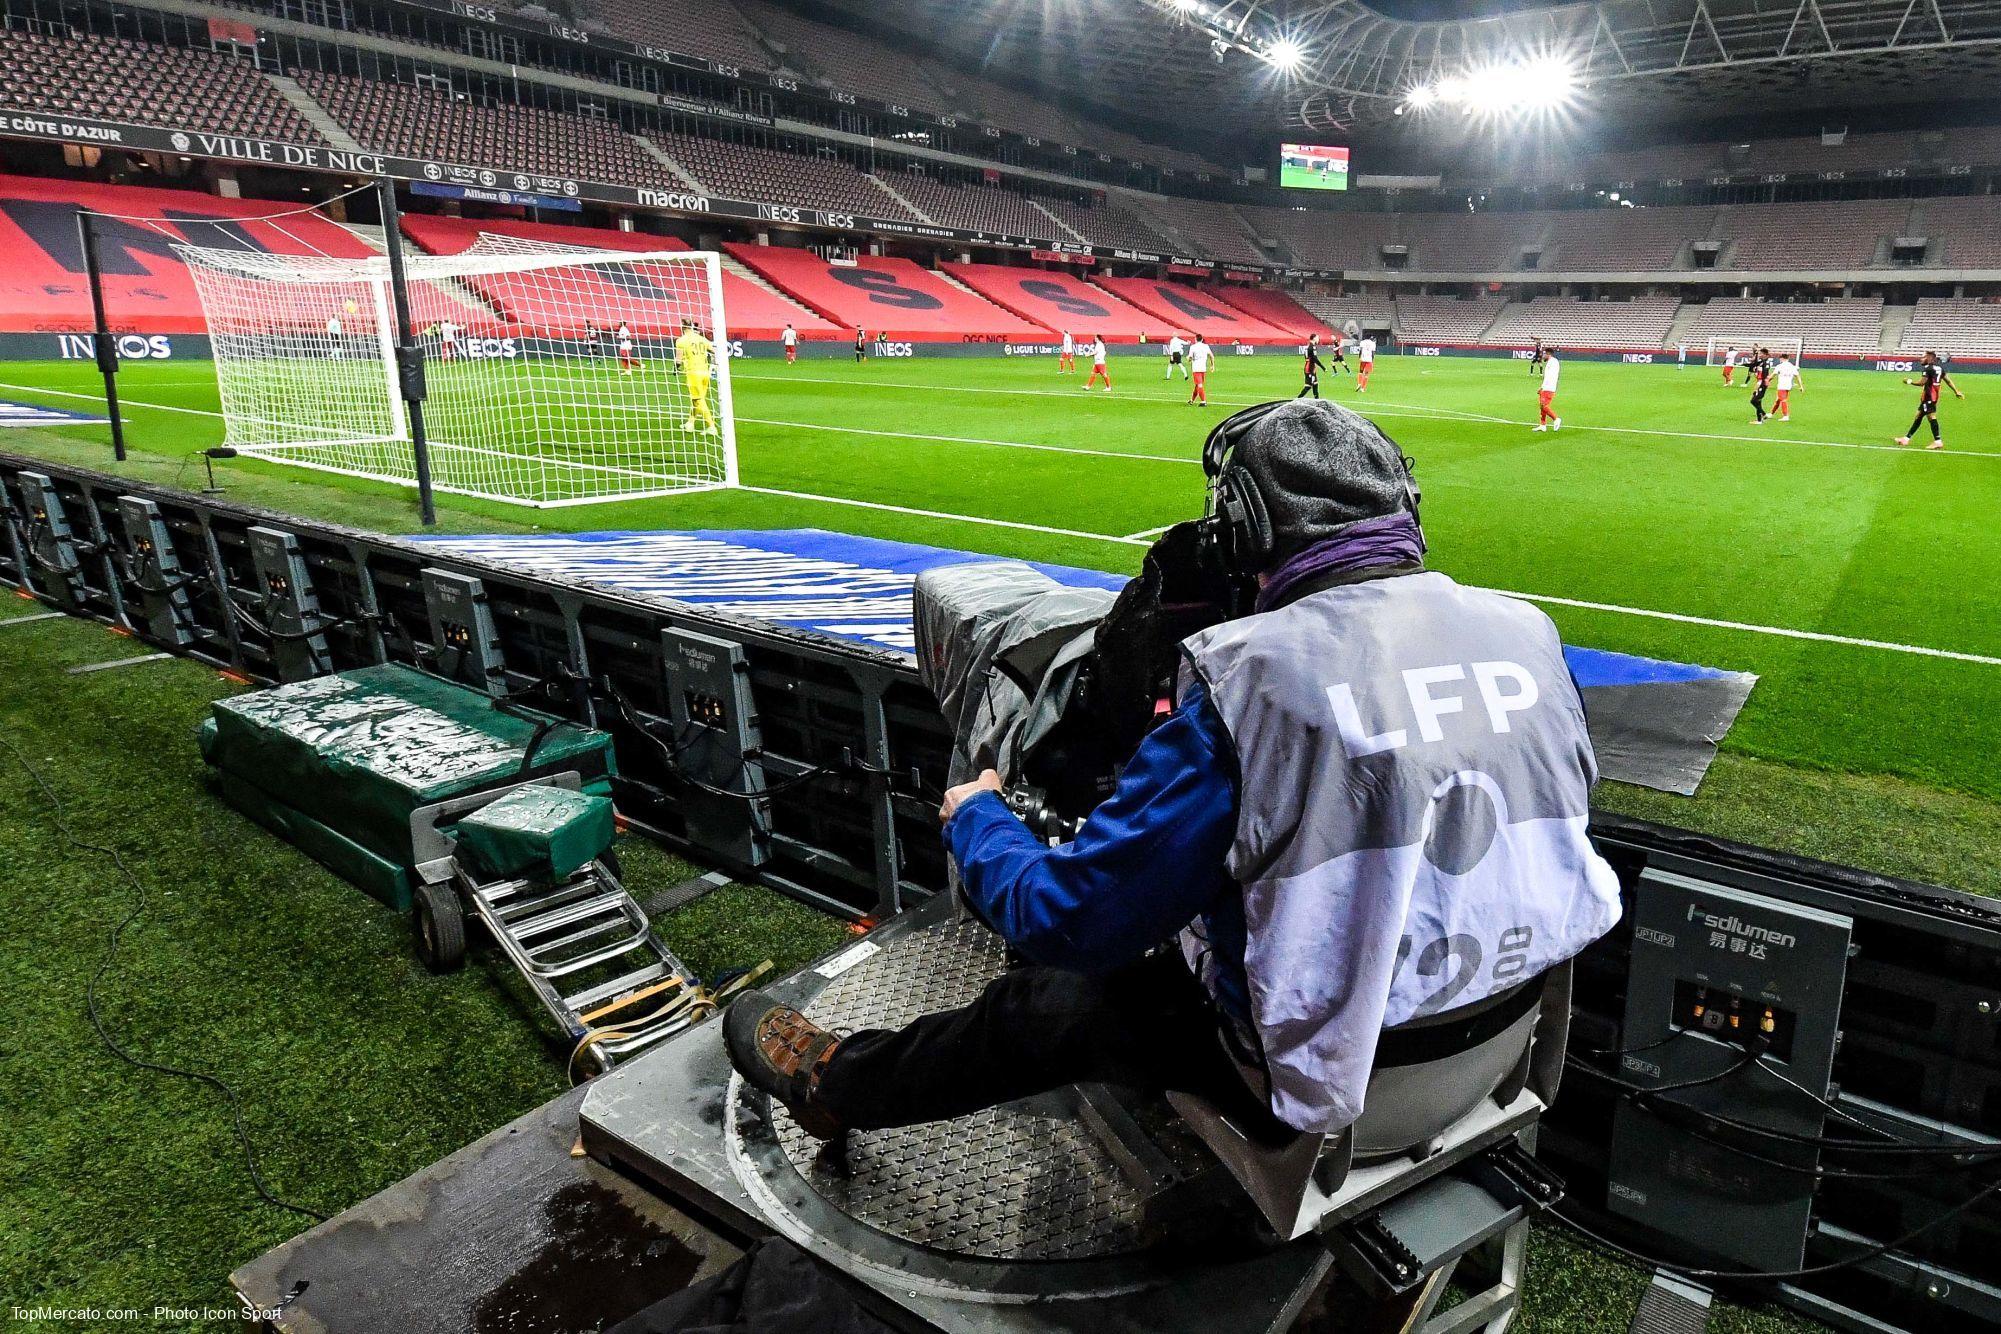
[722,990,846,1140]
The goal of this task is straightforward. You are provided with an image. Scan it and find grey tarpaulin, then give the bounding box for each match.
[913,563,1117,790]
[1578,673,1758,796]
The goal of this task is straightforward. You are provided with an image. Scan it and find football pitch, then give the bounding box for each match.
[2,349,1998,890]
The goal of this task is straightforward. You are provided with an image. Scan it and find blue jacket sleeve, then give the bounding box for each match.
[945,676,1238,971]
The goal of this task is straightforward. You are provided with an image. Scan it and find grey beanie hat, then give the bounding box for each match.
[1233,399,1415,562]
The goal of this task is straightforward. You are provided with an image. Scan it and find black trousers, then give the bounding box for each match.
[1908,405,1940,439]
[1751,386,1769,421]
[1298,373,1321,399]
[815,950,1286,1136]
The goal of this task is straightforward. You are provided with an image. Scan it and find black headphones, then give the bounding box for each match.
[1194,400,1425,583]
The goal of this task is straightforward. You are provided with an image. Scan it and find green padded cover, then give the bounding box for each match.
[203,664,614,872]
[456,784,613,884]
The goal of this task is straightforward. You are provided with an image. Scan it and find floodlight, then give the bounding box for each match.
[1405,84,1439,109]
[1267,37,1304,72]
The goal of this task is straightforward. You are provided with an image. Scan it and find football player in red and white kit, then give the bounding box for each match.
[1355,335,1376,392]
[1531,349,1561,431]
[1187,334,1213,406]
[781,323,798,363]
[1084,335,1112,391]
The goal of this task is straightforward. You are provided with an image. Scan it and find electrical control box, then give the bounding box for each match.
[116,496,194,648]
[1607,870,1852,1271]
[422,569,505,696]
[247,526,330,682]
[662,625,768,867]
[14,471,84,610]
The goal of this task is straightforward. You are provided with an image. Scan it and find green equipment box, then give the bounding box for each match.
[201,664,616,909]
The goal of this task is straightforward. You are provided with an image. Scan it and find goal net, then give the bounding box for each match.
[177,234,737,507]
[1704,335,1804,367]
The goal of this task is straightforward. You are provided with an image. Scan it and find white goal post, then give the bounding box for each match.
[177,234,738,508]
[1704,335,1804,367]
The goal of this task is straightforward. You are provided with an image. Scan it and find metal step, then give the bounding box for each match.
[563,960,676,1013]
[460,855,700,1072]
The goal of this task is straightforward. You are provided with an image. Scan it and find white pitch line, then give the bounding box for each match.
[1488,587,2001,667]
[0,381,224,419]
[5,377,1996,663]
[739,485,1150,545]
[734,371,1998,460]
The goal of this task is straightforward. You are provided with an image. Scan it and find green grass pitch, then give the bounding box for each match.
[5,348,1983,1328]
[0,350,1992,1328]
[1,348,1995,889]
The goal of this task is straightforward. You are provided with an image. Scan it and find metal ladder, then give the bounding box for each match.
[464,860,703,1070]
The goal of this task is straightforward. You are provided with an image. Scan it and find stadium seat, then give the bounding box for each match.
[400,215,837,340]
[1682,296,1886,356]
[0,28,316,143]
[0,174,381,334]
[292,70,660,189]
[1481,296,1682,352]
[1091,276,1294,343]
[1901,297,2001,359]
[941,262,1172,341]
[722,246,1045,340]
[1395,295,1509,344]
[1202,286,1332,339]
[651,133,915,220]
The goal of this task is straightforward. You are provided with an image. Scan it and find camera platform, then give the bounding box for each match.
[579,893,1535,1333]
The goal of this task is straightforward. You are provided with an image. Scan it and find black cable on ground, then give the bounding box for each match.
[0,731,329,1224]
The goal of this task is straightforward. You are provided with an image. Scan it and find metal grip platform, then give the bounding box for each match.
[580,896,1331,1332]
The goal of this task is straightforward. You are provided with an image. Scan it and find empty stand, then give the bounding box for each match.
[1921,196,2001,269]
[577,0,774,72]
[1089,276,1291,342]
[1396,212,1547,272]
[652,132,914,219]
[1239,207,1398,271]
[294,70,660,187]
[1394,295,1507,344]
[1543,208,1715,271]
[877,171,1055,239]
[0,28,316,142]
[1480,296,1681,351]
[736,1,952,115]
[1298,292,1396,332]
[941,262,1168,340]
[1126,196,1269,266]
[1719,199,1910,270]
[722,246,1043,339]
[401,215,836,339]
[1682,297,1887,355]
[1034,197,1173,255]
[1205,286,1331,338]
[1900,297,2001,358]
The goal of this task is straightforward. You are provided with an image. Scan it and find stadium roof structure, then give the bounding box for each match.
[777,0,2001,133]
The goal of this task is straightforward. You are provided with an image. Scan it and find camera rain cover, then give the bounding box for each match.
[914,563,1118,789]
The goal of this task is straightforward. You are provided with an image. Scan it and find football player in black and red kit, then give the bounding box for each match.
[1897,351,1965,451]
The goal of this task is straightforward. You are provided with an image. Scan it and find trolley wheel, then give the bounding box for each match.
[413,880,467,974]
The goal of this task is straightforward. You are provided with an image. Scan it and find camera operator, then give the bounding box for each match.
[724,399,1621,1143]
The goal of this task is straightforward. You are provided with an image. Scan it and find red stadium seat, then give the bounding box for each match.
[1202,286,1331,339]
[722,246,1044,341]
[400,216,836,340]
[1090,276,1293,343]
[942,262,1171,342]
[0,174,379,335]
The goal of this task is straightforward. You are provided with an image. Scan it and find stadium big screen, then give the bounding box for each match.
[1279,143,1350,191]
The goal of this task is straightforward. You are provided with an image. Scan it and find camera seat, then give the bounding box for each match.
[1169,964,1572,1255]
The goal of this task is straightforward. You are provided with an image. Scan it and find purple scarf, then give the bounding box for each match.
[1255,513,1424,613]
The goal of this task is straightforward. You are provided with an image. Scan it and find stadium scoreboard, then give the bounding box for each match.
[1280,143,1349,191]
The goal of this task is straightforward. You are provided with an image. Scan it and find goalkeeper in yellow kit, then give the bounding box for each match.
[675,318,718,435]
